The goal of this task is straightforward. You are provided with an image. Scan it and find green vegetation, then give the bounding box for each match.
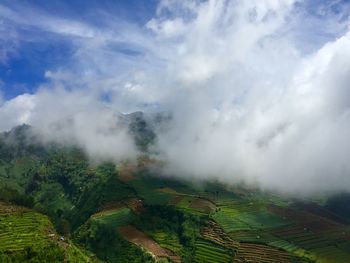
[269,239,301,252]
[0,203,95,262]
[132,205,204,262]
[0,187,34,208]
[128,176,172,205]
[211,208,251,232]
[91,207,133,228]
[230,230,278,243]
[74,220,154,263]
[235,211,289,229]
[0,125,350,262]
[193,238,233,263]
[0,210,53,252]
[148,230,183,256]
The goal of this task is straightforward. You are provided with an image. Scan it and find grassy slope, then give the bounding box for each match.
[91,207,133,228]
[0,202,96,262]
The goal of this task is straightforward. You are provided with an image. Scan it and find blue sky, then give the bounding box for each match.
[0,0,157,99]
[1,0,349,100]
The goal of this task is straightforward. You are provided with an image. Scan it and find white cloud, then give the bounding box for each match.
[0,94,35,130]
[1,0,350,194]
[0,87,137,162]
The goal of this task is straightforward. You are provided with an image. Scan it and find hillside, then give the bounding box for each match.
[0,125,350,262]
[0,202,96,262]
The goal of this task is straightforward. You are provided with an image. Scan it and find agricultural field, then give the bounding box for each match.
[91,207,133,228]
[189,198,216,214]
[201,220,239,250]
[0,202,96,262]
[234,243,296,263]
[235,211,289,229]
[268,239,307,254]
[173,195,216,216]
[0,204,53,252]
[118,225,181,263]
[272,224,335,249]
[211,208,251,232]
[230,229,278,243]
[127,177,173,205]
[147,230,183,256]
[199,188,350,263]
[193,238,233,263]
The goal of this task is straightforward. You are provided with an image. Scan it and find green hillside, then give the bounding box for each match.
[0,202,96,262]
[0,125,350,262]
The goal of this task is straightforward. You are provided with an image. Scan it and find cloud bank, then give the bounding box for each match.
[1,0,350,194]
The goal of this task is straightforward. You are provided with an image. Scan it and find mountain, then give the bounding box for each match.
[0,123,350,262]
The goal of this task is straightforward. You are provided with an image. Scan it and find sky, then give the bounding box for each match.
[1,0,350,194]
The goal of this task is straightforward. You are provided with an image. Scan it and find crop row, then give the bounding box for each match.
[149,230,183,255]
[268,240,300,253]
[272,224,337,249]
[194,239,233,263]
[0,210,52,253]
[229,230,278,244]
[211,210,250,232]
[234,243,293,263]
[218,200,265,213]
[201,220,239,250]
[92,207,132,227]
[235,212,289,229]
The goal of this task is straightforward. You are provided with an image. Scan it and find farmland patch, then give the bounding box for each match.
[118,225,181,262]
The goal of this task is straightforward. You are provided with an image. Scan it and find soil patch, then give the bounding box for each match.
[118,225,181,262]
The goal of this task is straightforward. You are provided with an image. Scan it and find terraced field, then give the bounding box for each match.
[189,198,216,214]
[220,198,273,211]
[91,207,133,227]
[127,177,172,205]
[234,243,295,263]
[268,239,307,254]
[211,208,251,232]
[175,195,216,215]
[212,200,290,229]
[229,230,278,243]
[201,220,239,250]
[119,225,181,263]
[148,230,183,256]
[0,202,95,261]
[264,204,350,262]
[272,225,335,249]
[236,211,289,229]
[0,205,55,252]
[194,238,233,263]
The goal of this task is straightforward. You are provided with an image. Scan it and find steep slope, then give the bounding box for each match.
[0,202,97,262]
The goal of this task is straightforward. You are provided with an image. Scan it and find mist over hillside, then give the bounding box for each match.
[1,0,350,195]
